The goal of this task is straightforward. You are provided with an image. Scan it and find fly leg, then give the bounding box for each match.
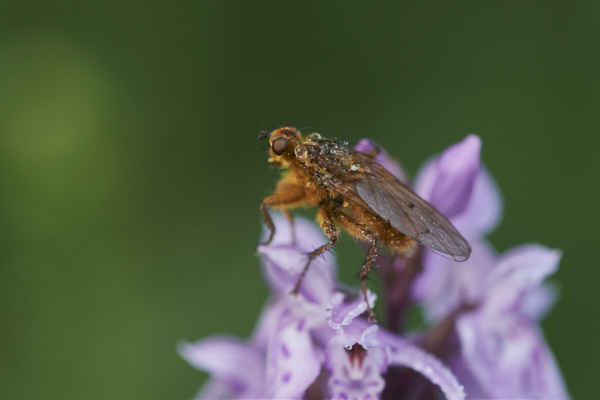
[334,210,379,323]
[282,209,296,245]
[360,234,379,323]
[291,205,338,295]
[260,186,306,245]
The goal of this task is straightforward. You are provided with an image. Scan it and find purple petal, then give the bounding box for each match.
[483,245,561,316]
[447,356,487,400]
[326,290,377,329]
[354,138,409,183]
[265,303,323,399]
[325,322,387,398]
[258,214,336,304]
[413,239,497,322]
[454,245,568,398]
[520,282,559,321]
[381,332,466,400]
[325,344,386,399]
[249,298,286,350]
[415,135,481,219]
[457,314,569,399]
[450,166,503,238]
[178,337,265,398]
[353,138,378,156]
[326,322,382,353]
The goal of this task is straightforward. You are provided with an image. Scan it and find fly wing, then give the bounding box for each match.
[328,153,471,261]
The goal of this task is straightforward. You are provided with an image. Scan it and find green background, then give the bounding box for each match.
[1,2,597,398]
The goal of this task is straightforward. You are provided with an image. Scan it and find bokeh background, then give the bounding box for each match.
[1,1,598,398]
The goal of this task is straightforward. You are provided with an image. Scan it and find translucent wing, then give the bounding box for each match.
[328,153,471,261]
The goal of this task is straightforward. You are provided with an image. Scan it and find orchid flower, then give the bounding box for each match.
[181,135,569,399]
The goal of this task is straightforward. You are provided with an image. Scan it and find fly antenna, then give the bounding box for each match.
[257,130,271,140]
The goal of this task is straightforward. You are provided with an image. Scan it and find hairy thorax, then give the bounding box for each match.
[293,136,360,191]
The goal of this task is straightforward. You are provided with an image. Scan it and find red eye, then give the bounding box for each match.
[272,137,289,155]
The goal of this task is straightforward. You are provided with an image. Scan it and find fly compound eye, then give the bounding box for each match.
[272,137,290,156]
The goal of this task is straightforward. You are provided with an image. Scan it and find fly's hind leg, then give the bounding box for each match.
[361,234,379,323]
[334,211,379,323]
[291,205,338,295]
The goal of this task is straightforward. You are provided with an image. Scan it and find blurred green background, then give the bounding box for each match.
[1,1,598,398]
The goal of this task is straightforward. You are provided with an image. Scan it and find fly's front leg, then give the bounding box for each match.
[260,186,305,245]
[291,205,338,295]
